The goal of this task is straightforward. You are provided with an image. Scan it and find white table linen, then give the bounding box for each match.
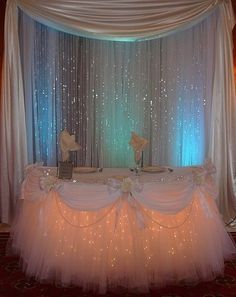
[9,164,236,294]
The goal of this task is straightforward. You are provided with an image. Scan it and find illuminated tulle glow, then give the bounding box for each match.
[10,166,236,293]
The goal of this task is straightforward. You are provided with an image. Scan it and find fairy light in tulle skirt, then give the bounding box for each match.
[51,190,199,269]
[55,188,195,231]
[55,195,119,228]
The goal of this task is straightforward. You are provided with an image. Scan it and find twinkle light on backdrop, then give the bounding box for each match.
[19,10,210,168]
[1,0,236,223]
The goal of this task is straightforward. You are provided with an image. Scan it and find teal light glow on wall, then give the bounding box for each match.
[174,96,205,167]
[99,94,137,168]
[21,11,211,168]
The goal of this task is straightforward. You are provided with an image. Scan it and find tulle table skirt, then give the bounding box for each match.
[9,166,236,294]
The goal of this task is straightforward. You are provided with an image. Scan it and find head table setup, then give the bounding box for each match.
[9,159,236,294]
[2,1,236,294]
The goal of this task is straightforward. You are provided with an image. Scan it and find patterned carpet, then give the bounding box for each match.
[0,232,236,297]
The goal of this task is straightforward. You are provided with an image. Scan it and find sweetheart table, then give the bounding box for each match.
[9,163,236,293]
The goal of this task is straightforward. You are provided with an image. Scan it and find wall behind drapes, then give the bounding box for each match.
[232,1,236,78]
[0,0,6,105]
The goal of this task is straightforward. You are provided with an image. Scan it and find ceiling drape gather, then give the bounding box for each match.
[17,0,220,41]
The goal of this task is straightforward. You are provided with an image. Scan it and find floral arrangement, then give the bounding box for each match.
[120,177,134,193]
[40,175,58,192]
[129,132,148,162]
[59,129,81,161]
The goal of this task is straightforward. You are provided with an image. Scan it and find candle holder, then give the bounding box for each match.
[134,159,141,176]
[134,150,142,176]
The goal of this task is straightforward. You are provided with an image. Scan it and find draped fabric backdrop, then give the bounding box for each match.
[1,0,236,224]
[19,10,214,168]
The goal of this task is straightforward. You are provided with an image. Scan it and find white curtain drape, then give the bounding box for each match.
[1,0,236,223]
[19,10,213,168]
[17,0,219,41]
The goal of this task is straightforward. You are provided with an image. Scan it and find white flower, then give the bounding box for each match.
[120,177,134,193]
[192,169,205,186]
[40,175,58,192]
